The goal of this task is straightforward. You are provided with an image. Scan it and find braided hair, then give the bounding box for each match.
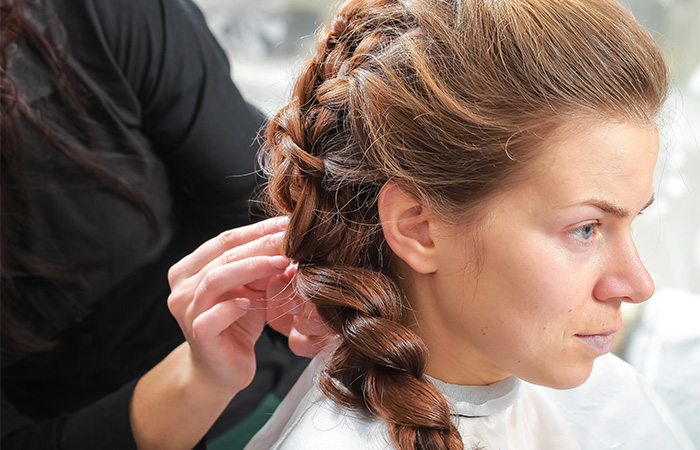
[261,0,668,448]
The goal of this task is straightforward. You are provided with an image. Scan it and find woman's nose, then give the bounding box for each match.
[592,236,655,304]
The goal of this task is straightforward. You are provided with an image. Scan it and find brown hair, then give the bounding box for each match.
[1,0,155,353]
[261,0,668,448]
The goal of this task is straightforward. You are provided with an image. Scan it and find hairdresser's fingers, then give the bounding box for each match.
[265,298,297,338]
[189,297,268,389]
[269,263,297,293]
[190,255,291,317]
[191,298,252,342]
[262,263,334,353]
[293,299,331,337]
[168,217,288,283]
[265,266,303,336]
[265,266,299,310]
[263,266,335,358]
[267,311,294,340]
[203,230,287,272]
[191,297,268,346]
[285,298,334,357]
[168,228,291,328]
[168,255,288,331]
[273,265,304,314]
[287,328,336,358]
[191,231,289,296]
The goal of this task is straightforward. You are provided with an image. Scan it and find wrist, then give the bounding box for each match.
[181,343,248,401]
[130,343,243,450]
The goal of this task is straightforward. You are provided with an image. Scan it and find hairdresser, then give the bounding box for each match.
[0,0,322,448]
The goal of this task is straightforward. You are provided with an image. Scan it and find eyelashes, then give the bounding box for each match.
[569,222,600,244]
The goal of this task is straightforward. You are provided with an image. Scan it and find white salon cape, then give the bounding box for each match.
[245,352,695,450]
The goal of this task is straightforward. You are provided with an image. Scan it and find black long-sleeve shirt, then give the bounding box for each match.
[1,0,306,448]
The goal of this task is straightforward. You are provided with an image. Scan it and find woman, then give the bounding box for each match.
[0,0,318,448]
[247,0,693,448]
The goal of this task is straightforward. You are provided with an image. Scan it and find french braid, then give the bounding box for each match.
[264,2,462,448]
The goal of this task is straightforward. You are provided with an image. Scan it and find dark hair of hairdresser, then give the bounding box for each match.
[261,0,668,448]
[0,0,153,354]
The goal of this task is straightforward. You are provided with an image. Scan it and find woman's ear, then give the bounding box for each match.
[378,182,439,274]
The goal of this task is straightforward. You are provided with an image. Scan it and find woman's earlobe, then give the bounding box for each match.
[378,182,439,274]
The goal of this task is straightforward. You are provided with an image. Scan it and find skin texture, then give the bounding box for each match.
[402,120,659,389]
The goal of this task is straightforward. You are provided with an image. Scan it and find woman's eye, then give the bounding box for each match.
[570,223,598,241]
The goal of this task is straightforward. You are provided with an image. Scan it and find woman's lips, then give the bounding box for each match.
[575,331,616,355]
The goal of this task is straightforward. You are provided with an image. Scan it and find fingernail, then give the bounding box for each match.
[284,264,298,277]
[234,298,251,310]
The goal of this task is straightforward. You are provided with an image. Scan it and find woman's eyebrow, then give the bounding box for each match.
[559,194,655,218]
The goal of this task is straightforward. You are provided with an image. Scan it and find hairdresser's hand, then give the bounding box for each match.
[132,217,296,450]
[265,266,335,358]
[166,216,294,392]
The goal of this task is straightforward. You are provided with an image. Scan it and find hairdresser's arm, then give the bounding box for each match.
[0,217,327,450]
[114,0,265,225]
[130,217,294,450]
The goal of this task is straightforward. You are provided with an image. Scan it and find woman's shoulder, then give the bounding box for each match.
[246,354,395,450]
[272,390,394,450]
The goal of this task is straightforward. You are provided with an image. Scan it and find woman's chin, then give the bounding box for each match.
[523,362,595,390]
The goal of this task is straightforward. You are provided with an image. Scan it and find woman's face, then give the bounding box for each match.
[411,120,658,389]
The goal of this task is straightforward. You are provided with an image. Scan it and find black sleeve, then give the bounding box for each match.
[54,381,138,450]
[1,1,261,449]
[3,381,207,450]
[61,381,204,450]
[93,0,266,225]
[2,382,137,450]
[2,388,63,449]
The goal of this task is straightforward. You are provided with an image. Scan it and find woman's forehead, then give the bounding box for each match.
[494,121,659,214]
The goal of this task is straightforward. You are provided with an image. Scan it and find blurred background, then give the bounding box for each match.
[192,0,699,447]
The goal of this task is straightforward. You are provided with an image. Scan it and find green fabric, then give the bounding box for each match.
[209,394,281,450]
